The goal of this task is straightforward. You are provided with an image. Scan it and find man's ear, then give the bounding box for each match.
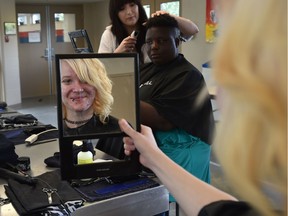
[175,37,180,47]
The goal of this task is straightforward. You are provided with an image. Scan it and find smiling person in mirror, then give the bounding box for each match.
[60,58,121,136]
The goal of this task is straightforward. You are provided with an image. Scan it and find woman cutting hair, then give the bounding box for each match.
[98,0,199,64]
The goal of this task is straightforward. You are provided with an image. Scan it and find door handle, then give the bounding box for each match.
[41,55,54,60]
[41,48,54,60]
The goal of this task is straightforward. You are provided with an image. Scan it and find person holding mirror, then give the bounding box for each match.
[98,0,199,64]
[60,58,121,136]
[119,0,287,215]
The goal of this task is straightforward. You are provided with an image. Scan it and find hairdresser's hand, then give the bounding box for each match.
[119,119,162,169]
[115,36,137,53]
[142,11,170,26]
[151,10,169,17]
[151,10,199,40]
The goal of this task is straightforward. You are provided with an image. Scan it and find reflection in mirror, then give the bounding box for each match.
[72,138,120,165]
[56,53,141,180]
[60,58,122,136]
[59,56,138,138]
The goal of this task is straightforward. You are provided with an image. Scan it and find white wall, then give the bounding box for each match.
[0,0,22,105]
[181,0,215,70]
[84,1,110,52]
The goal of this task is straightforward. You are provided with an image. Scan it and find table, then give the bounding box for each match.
[0,107,18,115]
[0,140,169,216]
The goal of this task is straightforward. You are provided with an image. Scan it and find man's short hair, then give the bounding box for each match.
[145,14,180,37]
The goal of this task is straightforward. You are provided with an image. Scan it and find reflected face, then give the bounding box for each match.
[145,27,179,65]
[61,61,96,114]
[118,2,139,28]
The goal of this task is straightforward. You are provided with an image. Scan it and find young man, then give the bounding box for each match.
[139,14,214,201]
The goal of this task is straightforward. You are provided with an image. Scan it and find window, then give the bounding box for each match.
[159,1,179,16]
[142,0,180,17]
[17,13,41,43]
[54,13,76,42]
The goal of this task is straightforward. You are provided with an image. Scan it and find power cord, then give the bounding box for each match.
[25,128,58,145]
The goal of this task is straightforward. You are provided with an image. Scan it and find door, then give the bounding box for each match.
[16,4,83,98]
[49,5,84,95]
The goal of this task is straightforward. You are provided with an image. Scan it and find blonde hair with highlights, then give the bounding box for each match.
[212,0,287,215]
[62,58,114,124]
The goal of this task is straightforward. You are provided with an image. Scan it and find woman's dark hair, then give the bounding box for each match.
[109,0,148,63]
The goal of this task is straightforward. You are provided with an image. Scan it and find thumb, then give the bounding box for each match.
[119,119,137,138]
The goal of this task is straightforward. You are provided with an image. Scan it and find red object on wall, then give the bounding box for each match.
[56,29,64,42]
[206,0,218,43]
[5,35,9,42]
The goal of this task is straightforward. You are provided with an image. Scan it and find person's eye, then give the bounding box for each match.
[62,79,72,85]
[145,40,153,45]
[129,2,136,7]
[158,39,168,44]
[81,81,88,85]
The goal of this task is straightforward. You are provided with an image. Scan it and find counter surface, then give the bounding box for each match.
[0,140,169,216]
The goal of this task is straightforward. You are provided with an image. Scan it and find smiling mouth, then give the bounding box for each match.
[127,16,136,21]
[71,96,85,102]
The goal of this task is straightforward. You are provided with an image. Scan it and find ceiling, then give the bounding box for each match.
[15,0,105,4]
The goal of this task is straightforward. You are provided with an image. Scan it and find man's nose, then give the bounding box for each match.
[151,40,159,49]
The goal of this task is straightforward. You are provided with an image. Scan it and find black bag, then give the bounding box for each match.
[2,114,38,124]
[0,114,38,129]
[5,169,84,216]
[0,134,19,167]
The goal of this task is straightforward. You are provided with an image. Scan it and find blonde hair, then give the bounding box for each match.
[62,58,114,123]
[212,0,287,215]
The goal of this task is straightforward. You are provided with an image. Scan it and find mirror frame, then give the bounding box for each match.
[68,29,94,53]
[55,53,141,180]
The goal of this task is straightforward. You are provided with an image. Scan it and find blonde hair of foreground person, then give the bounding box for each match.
[61,58,114,124]
[212,0,287,215]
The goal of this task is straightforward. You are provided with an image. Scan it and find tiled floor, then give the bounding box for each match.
[9,96,58,128]
[9,95,236,216]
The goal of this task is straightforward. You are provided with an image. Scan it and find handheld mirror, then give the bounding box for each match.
[55,53,141,180]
